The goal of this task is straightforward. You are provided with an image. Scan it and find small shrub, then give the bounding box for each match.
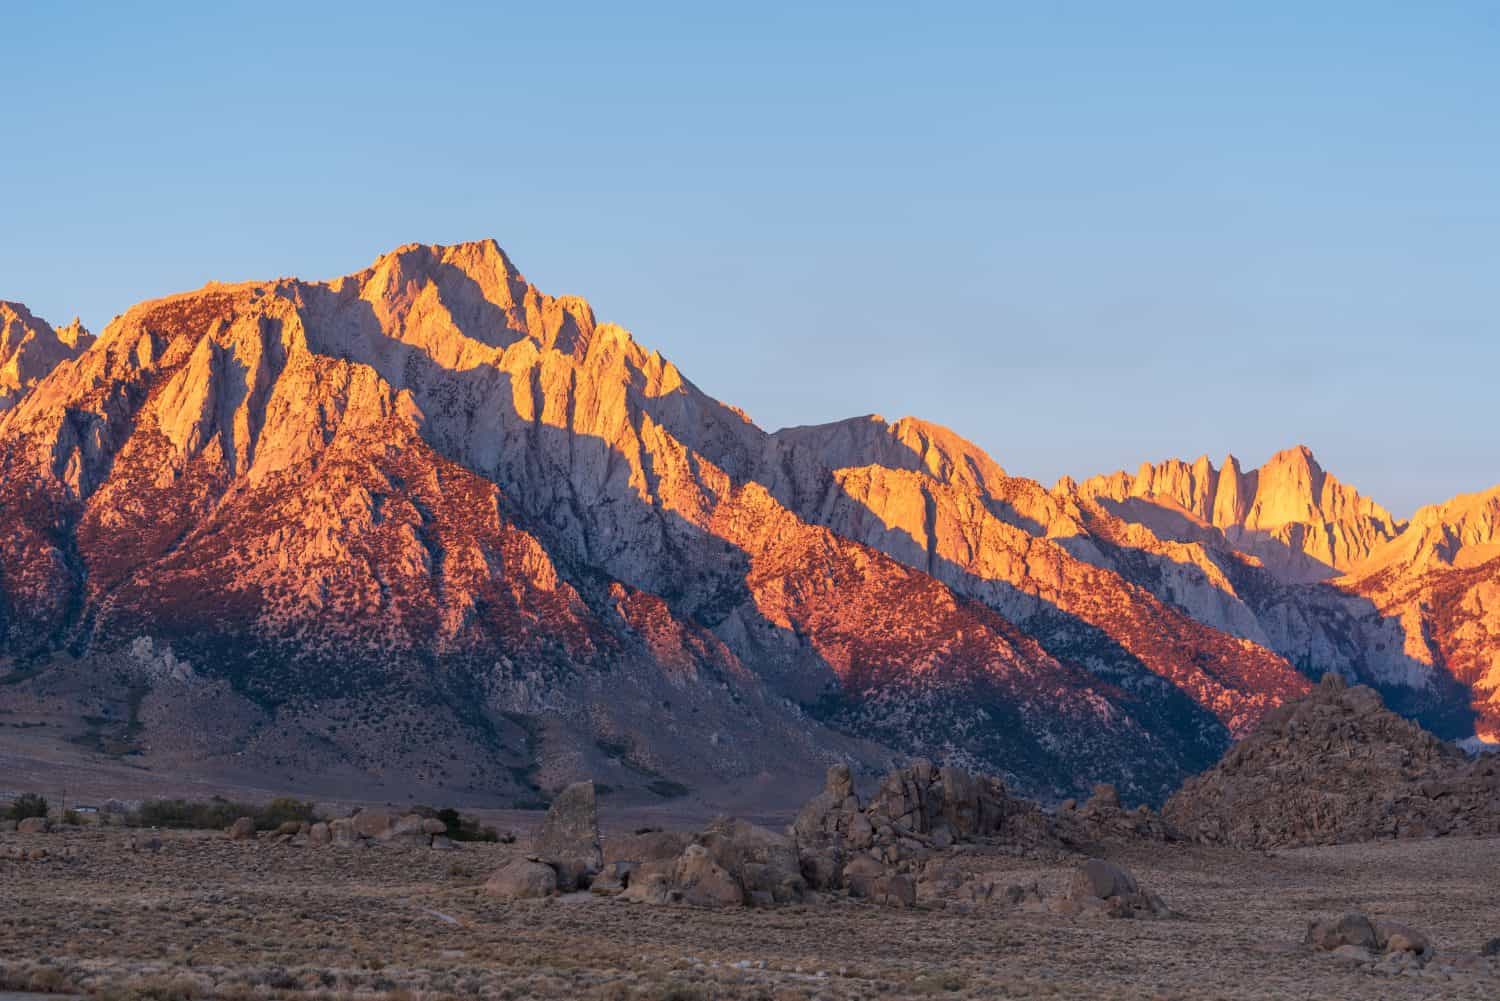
[427,806,499,842]
[258,797,317,829]
[7,793,48,821]
[61,809,81,826]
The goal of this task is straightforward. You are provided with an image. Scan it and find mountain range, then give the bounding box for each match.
[1,240,1495,809]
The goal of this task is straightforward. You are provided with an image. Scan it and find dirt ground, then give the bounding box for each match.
[3,827,1499,1001]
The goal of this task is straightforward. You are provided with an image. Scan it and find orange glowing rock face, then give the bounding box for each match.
[0,300,94,411]
[0,238,1493,802]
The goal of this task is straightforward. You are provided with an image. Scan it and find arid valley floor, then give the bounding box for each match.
[4,824,1500,1001]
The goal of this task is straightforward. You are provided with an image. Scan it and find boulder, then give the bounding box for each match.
[1375,921,1430,957]
[1062,859,1170,919]
[350,810,395,839]
[226,816,257,841]
[671,845,744,908]
[17,817,49,834]
[1071,858,1138,900]
[799,847,844,891]
[421,818,449,836]
[1305,913,1379,952]
[484,858,558,900]
[1329,944,1376,964]
[589,863,628,895]
[329,818,357,845]
[382,813,428,841]
[842,854,886,898]
[871,873,917,908]
[536,781,601,890]
[1307,914,1433,964]
[307,822,331,846]
[791,763,863,848]
[604,829,691,866]
[620,859,676,905]
[698,817,806,904]
[275,821,302,836]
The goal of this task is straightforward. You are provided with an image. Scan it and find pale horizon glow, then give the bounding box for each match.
[5,3,1498,518]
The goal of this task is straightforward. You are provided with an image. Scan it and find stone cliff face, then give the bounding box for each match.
[0,239,1492,807]
[1075,447,1405,582]
[0,301,93,411]
[1063,449,1493,739]
[1342,486,1500,740]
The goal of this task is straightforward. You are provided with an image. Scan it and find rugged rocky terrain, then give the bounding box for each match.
[1165,674,1500,847]
[1,238,1497,809]
[1075,447,1404,582]
[4,820,1500,999]
[0,300,93,411]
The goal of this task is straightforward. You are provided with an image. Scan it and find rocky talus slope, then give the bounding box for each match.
[1164,674,1500,847]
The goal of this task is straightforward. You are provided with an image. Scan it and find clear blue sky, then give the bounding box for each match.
[5,2,1497,516]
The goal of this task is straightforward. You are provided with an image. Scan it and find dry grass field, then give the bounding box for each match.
[3,827,1499,1001]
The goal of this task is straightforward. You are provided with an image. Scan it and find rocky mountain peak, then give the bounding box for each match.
[1075,445,1403,581]
[0,300,96,410]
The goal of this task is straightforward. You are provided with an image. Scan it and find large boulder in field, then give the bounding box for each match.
[792,764,863,847]
[537,781,601,890]
[604,829,691,866]
[1305,913,1379,951]
[308,822,332,846]
[381,813,429,842]
[671,845,744,908]
[1305,912,1433,963]
[620,859,677,905]
[350,810,396,839]
[698,817,806,905]
[226,816,257,841]
[1058,859,1171,919]
[329,818,357,845]
[485,858,558,900]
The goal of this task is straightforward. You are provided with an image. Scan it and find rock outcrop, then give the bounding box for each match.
[1164,675,1500,847]
[1305,912,1435,969]
[1075,447,1404,582]
[616,818,803,908]
[534,781,602,890]
[1342,484,1500,741]
[0,301,94,411]
[1055,858,1172,919]
[791,759,1056,883]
